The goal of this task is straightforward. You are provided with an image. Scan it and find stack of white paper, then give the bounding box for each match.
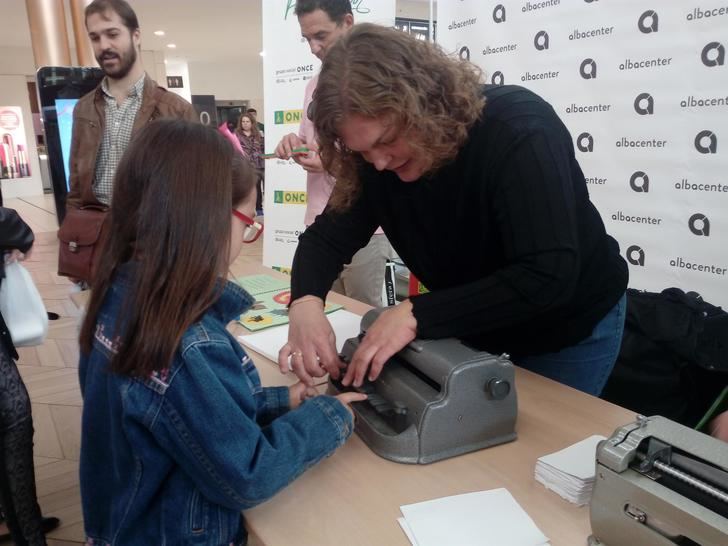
[534,435,606,506]
[398,489,549,546]
[237,309,362,363]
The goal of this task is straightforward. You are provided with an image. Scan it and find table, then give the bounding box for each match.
[71,260,634,544]
[229,261,635,546]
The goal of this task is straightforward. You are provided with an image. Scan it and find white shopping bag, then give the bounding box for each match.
[0,261,49,347]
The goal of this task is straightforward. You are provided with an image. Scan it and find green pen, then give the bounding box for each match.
[262,147,310,159]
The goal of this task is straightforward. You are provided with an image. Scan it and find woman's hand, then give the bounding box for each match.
[278,297,341,386]
[288,381,319,410]
[294,145,325,174]
[342,300,417,388]
[275,133,305,159]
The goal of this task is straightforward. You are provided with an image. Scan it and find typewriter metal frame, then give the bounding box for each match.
[329,309,518,464]
[589,415,728,546]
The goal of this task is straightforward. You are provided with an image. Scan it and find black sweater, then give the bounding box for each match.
[292,85,628,357]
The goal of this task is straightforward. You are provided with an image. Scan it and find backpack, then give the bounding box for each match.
[601,288,728,427]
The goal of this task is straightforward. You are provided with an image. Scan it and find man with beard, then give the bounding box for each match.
[59,0,196,283]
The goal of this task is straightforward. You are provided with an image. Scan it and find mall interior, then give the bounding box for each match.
[0,1,726,545]
[1,2,432,545]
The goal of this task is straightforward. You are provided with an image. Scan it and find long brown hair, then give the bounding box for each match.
[313,23,485,210]
[237,113,262,143]
[79,120,256,376]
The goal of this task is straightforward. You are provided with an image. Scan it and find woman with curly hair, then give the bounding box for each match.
[278,24,628,397]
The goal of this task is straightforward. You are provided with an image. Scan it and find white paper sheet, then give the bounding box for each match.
[399,489,549,546]
[537,435,606,480]
[398,517,420,546]
[238,309,362,362]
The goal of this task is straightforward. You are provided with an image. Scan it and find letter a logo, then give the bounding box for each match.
[577,132,594,152]
[695,130,717,154]
[626,245,645,266]
[630,171,650,192]
[534,31,549,51]
[702,42,725,67]
[634,93,654,115]
[580,59,597,79]
[688,213,710,236]
[638,10,658,33]
[493,4,506,23]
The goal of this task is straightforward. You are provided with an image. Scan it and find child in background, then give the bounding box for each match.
[78,119,364,545]
[0,208,60,545]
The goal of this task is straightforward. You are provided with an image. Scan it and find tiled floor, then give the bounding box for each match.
[3,194,264,545]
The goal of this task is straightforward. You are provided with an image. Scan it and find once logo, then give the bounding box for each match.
[491,71,505,85]
[626,245,645,266]
[630,171,649,192]
[701,42,725,67]
[638,10,659,33]
[577,132,594,152]
[493,4,506,23]
[274,109,303,124]
[534,31,549,51]
[634,93,654,115]
[273,190,307,205]
[695,130,718,154]
[459,46,470,61]
[580,58,597,79]
[688,213,710,236]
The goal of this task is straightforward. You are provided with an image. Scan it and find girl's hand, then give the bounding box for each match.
[288,381,319,410]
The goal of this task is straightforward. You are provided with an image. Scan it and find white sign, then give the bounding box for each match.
[437,0,728,307]
[261,0,396,271]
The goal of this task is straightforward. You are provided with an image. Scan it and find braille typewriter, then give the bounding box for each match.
[589,415,728,546]
[329,308,518,464]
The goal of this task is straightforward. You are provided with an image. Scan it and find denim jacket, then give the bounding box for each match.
[79,264,354,545]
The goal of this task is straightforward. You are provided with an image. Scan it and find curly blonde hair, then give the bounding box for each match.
[312,23,485,211]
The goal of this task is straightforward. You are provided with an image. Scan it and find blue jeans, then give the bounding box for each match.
[518,293,626,396]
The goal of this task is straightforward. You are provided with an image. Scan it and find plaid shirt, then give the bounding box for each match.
[92,74,145,205]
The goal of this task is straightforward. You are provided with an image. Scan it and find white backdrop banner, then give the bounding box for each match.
[437,0,728,308]
[261,0,396,271]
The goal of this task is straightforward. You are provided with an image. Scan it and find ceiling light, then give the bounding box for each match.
[259,51,265,57]
[154,30,165,36]
[167,44,176,49]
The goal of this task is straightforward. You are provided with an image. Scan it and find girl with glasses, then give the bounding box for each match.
[78,119,364,546]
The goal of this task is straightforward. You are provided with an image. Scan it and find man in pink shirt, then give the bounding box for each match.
[275,0,392,307]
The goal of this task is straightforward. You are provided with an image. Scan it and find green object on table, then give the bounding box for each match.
[236,274,342,331]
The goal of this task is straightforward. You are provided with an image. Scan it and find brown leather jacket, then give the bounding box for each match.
[65,75,198,210]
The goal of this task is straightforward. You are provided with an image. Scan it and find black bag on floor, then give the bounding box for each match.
[601,288,728,427]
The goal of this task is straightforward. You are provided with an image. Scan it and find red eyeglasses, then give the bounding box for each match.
[232,209,264,243]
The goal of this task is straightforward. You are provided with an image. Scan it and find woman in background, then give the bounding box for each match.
[236,112,265,215]
[78,119,363,545]
[0,207,59,545]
